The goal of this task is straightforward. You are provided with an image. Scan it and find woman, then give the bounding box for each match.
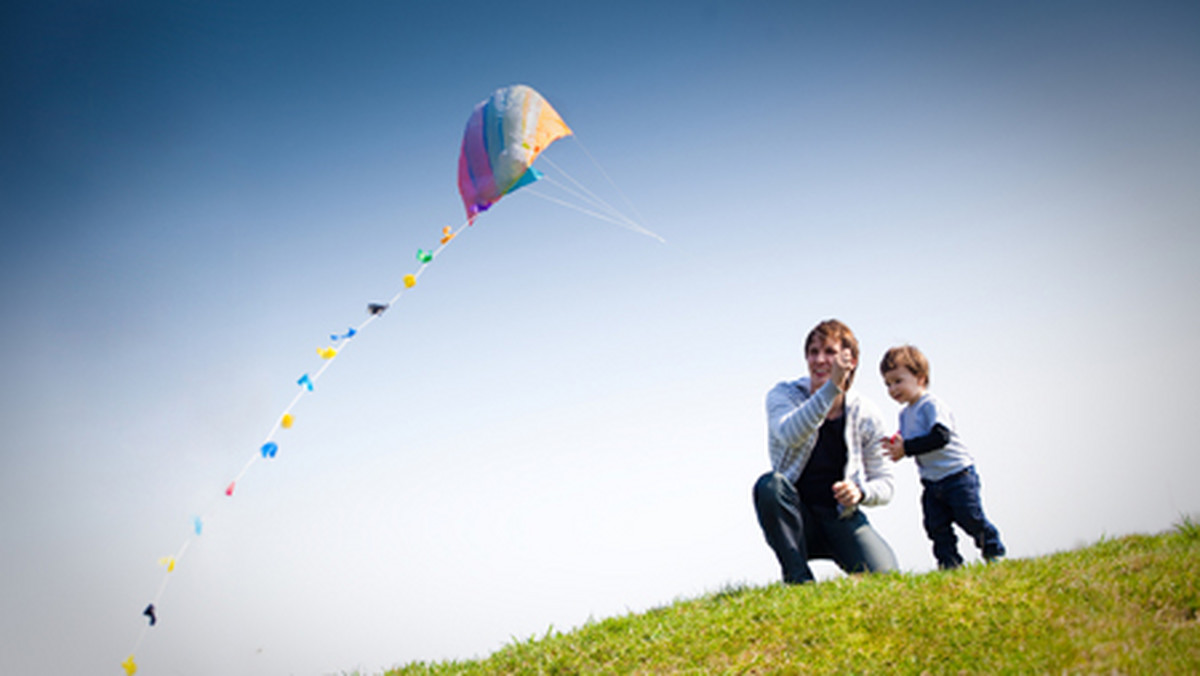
[753,319,897,583]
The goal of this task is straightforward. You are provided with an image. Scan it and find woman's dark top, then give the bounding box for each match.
[798,415,847,508]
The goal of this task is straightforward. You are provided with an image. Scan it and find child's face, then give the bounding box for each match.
[882,367,925,405]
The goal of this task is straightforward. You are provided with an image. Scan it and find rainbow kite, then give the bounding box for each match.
[458,84,573,221]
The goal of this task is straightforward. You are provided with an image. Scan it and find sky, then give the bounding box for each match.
[2,1,1199,674]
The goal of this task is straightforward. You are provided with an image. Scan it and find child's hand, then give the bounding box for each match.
[882,433,906,462]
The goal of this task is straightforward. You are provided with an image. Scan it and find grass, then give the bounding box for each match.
[378,520,1200,675]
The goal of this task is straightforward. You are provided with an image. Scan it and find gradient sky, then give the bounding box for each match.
[3,2,1199,674]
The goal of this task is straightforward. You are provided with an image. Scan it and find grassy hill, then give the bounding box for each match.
[382,519,1200,674]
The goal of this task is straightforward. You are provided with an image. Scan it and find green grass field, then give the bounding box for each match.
[381,519,1200,675]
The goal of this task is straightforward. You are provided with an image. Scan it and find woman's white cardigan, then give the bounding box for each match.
[766,377,895,514]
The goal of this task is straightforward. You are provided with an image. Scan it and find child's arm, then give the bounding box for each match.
[899,423,952,456]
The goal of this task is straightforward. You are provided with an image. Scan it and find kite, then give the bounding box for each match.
[122,84,656,673]
[457,84,573,220]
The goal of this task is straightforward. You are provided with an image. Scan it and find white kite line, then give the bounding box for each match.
[123,218,471,674]
[122,136,654,675]
[534,149,664,243]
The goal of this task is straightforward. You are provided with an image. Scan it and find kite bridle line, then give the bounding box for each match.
[123,217,471,674]
[523,185,650,234]
[535,157,639,230]
[569,135,651,232]
[529,142,664,244]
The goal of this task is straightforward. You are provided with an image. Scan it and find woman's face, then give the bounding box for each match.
[806,335,850,391]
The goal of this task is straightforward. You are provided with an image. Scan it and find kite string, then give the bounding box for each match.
[386,218,469,305]
[226,220,469,498]
[125,218,472,673]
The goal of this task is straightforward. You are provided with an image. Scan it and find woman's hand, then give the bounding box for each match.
[832,480,862,507]
[830,348,855,392]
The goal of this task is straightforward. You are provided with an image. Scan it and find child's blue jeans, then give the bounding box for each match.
[921,465,1005,568]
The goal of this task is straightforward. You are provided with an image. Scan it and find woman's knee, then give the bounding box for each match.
[849,518,898,573]
[753,472,791,505]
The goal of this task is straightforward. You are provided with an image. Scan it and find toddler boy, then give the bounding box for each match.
[880,345,1005,568]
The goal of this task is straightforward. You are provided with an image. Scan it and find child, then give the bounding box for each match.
[880,345,1005,569]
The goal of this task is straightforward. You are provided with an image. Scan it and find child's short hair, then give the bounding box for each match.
[880,345,931,385]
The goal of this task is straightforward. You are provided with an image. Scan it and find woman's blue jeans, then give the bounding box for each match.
[753,472,897,583]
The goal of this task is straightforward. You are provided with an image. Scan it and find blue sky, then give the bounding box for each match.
[3,2,1199,674]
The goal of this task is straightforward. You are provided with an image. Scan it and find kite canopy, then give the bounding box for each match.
[457,84,573,221]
